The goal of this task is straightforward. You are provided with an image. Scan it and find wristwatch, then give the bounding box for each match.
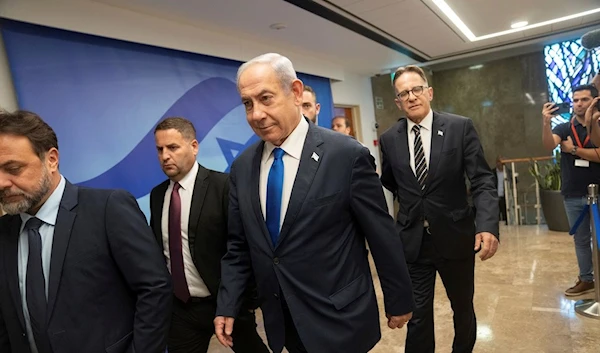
[571,146,578,155]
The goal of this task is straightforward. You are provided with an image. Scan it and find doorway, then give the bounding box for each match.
[333,104,362,142]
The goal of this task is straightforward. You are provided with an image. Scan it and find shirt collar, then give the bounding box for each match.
[20,175,66,228]
[407,109,433,132]
[572,117,585,127]
[263,115,308,162]
[171,162,199,191]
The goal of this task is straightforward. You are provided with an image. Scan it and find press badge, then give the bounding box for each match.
[575,159,590,168]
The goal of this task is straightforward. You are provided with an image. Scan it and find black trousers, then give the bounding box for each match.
[281,298,308,353]
[405,232,476,353]
[168,297,269,353]
[499,196,507,224]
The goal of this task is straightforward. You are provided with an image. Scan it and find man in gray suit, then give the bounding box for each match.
[214,53,414,353]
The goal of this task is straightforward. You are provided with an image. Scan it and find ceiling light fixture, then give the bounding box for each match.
[469,64,484,70]
[431,0,600,42]
[269,23,287,30]
[511,21,529,29]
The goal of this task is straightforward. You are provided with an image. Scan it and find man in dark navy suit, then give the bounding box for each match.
[380,65,499,353]
[0,110,172,353]
[214,53,415,353]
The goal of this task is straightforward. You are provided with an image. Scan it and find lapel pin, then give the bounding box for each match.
[311,152,319,162]
[437,130,444,136]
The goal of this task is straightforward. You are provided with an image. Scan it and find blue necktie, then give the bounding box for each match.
[25,217,51,353]
[266,148,285,246]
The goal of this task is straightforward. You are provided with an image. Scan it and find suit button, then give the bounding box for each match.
[22,332,26,337]
[274,293,279,299]
[273,257,280,265]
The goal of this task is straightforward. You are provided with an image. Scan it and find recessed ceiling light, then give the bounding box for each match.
[511,21,529,29]
[432,0,600,42]
[269,23,287,30]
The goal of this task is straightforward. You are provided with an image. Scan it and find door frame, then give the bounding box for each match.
[333,104,363,142]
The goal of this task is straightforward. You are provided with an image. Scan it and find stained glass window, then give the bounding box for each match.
[544,39,600,128]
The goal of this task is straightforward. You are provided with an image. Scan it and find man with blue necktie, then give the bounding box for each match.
[214,53,415,353]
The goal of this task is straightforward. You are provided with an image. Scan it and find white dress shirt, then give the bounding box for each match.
[18,175,66,353]
[260,116,309,228]
[407,109,433,176]
[496,169,505,197]
[161,162,211,297]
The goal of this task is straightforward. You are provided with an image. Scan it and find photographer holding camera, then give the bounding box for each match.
[542,84,600,296]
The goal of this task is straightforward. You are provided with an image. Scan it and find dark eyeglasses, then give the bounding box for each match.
[396,86,429,101]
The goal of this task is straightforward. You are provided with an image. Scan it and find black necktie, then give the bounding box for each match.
[25,217,51,353]
[412,125,428,190]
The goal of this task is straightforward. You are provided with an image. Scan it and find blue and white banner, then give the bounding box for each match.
[1,19,334,217]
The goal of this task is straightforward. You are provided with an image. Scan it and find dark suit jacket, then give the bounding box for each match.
[149,164,257,309]
[380,112,499,263]
[0,181,172,353]
[217,121,414,353]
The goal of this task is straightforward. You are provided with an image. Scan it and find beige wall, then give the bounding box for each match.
[431,52,549,166]
[371,52,549,165]
[371,52,550,223]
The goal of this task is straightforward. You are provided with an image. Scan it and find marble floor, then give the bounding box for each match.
[208,225,600,352]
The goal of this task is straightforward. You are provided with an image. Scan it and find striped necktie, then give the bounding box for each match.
[412,124,428,190]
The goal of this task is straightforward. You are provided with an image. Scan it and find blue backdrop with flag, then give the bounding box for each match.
[1,19,335,217]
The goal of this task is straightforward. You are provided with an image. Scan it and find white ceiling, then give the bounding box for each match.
[94,0,600,74]
[95,0,416,75]
[326,0,600,59]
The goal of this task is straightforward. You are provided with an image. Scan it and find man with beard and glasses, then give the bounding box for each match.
[0,110,172,353]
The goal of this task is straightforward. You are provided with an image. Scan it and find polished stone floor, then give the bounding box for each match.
[208,225,600,352]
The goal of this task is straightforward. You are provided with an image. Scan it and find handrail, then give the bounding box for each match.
[500,156,554,163]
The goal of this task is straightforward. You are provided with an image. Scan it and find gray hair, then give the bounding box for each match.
[236,53,297,92]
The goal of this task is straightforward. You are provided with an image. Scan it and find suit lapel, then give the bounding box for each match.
[5,216,26,329]
[189,164,210,258]
[151,181,169,250]
[250,142,273,250]
[425,112,446,191]
[276,125,324,249]
[47,181,77,323]
[396,119,421,191]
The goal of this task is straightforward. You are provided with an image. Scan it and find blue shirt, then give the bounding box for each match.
[553,120,600,198]
[18,175,66,353]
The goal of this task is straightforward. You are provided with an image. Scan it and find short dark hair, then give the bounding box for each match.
[573,84,599,98]
[303,85,317,101]
[0,110,58,159]
[332,116,350,128]
[155,117,197,140]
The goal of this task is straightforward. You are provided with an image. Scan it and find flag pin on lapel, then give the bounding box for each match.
[438,130,444,136]
[311,152,319,162]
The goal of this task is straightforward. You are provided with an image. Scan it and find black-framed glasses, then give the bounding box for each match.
[396,86,428,101]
